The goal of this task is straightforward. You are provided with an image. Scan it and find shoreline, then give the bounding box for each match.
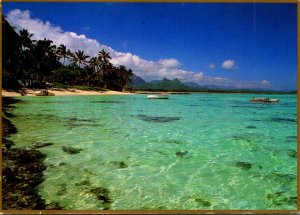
[2,97,62,209]
[2,89,135,97]
[2,89,295,97]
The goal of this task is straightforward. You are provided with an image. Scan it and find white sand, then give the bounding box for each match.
[2,89,135,97]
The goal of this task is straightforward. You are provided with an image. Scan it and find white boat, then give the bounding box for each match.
[35,90,55,96]
[147,94,169,99]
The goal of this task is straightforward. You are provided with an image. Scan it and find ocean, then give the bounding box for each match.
[7,93,297,210]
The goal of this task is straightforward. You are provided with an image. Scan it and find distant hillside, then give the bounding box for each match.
[134,78,295,94]
[134,78,194,91]
[130,74,146,86]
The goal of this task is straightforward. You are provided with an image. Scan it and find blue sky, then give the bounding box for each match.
[3,3,297,90]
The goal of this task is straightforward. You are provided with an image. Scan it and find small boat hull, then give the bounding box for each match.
[250,98,279,103]
[147,94,169,99]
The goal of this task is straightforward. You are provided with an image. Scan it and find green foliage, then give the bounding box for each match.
[3,16,133,92]
[135,78,194,92]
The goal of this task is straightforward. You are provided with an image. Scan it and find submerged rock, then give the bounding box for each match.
[194,198,212,207]
[133,114,180,123]
[90,187,112,210]
[266,191,297,206]
[2,98,48,210]
[2,137,14,149]
[233,161,252,170]
[246,125,256,129]
[2,116,17,137]
[270,117,297,123]
[65,117,102,128]
[3,147,47,209]
[75,179,90,186]
[231,134,259,143]
[166,140,186,144]
[31,142,54,149]
[176,150,188,158]
[286,149,297,158]
[286,135,297,140]
[62,146,83,154]
[45,202,63,210]
[268,172,296,181]
[109,161,128,169]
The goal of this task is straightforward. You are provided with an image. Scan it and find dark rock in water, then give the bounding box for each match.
[166,140,186,144]
[176,151,188,158]
[286,149,297,158]
[233,161,252,170]
[2,137,14,149]
[5,148,46,162]
[62,146,82,154]
[133,114,180,123]
[2,98,48,210]
[286,135,297,140]
[90,187,112,210]
[75,180,90,186]
[231,134,258,143]
[271,117,297,123]
[266,191,297,206]
[2,116,17,137]
[246,126,256,129]
[31,142,54,149]
[3,148,47,209]
[65,117,102,128]
[268,172,296,181]
[193,198,211,207]
[4,111,16,118]
[109,161,128,168]
[45,202,63,210]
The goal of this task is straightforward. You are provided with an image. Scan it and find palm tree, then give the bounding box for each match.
[56,44,68,66]
[98,49,111,64]
[19,29,34,50]
[116,66,133,91]
[33,39,58,82]
[88,57,99,73]
[71,50,89,68]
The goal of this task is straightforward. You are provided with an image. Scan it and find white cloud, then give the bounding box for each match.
[221,59,236,70]
[6,9,271,89]
[261,80,271,85]
[208,63,216,69]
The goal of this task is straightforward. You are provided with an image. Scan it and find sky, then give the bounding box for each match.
[2,3,297,90]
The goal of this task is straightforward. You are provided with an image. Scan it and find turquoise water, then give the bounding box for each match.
[9,94,297,210]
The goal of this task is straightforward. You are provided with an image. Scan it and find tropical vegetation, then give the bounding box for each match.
[3,16,133,91]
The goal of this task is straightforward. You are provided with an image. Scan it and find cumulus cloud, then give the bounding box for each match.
[6,9,271,89]
[221,59,237,70]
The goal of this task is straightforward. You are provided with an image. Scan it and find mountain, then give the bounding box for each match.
[130,74,146,86]
[134,77,294,94]
[184,82,236,90]
[134,78,193,91]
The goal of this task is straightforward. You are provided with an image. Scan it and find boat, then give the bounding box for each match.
[147,94,169,99]
[35,90,55,96]
[249,98,279,103]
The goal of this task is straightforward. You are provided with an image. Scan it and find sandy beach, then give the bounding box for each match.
[2,89,135,97]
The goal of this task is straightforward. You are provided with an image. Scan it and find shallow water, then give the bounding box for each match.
[8,93,297,210]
